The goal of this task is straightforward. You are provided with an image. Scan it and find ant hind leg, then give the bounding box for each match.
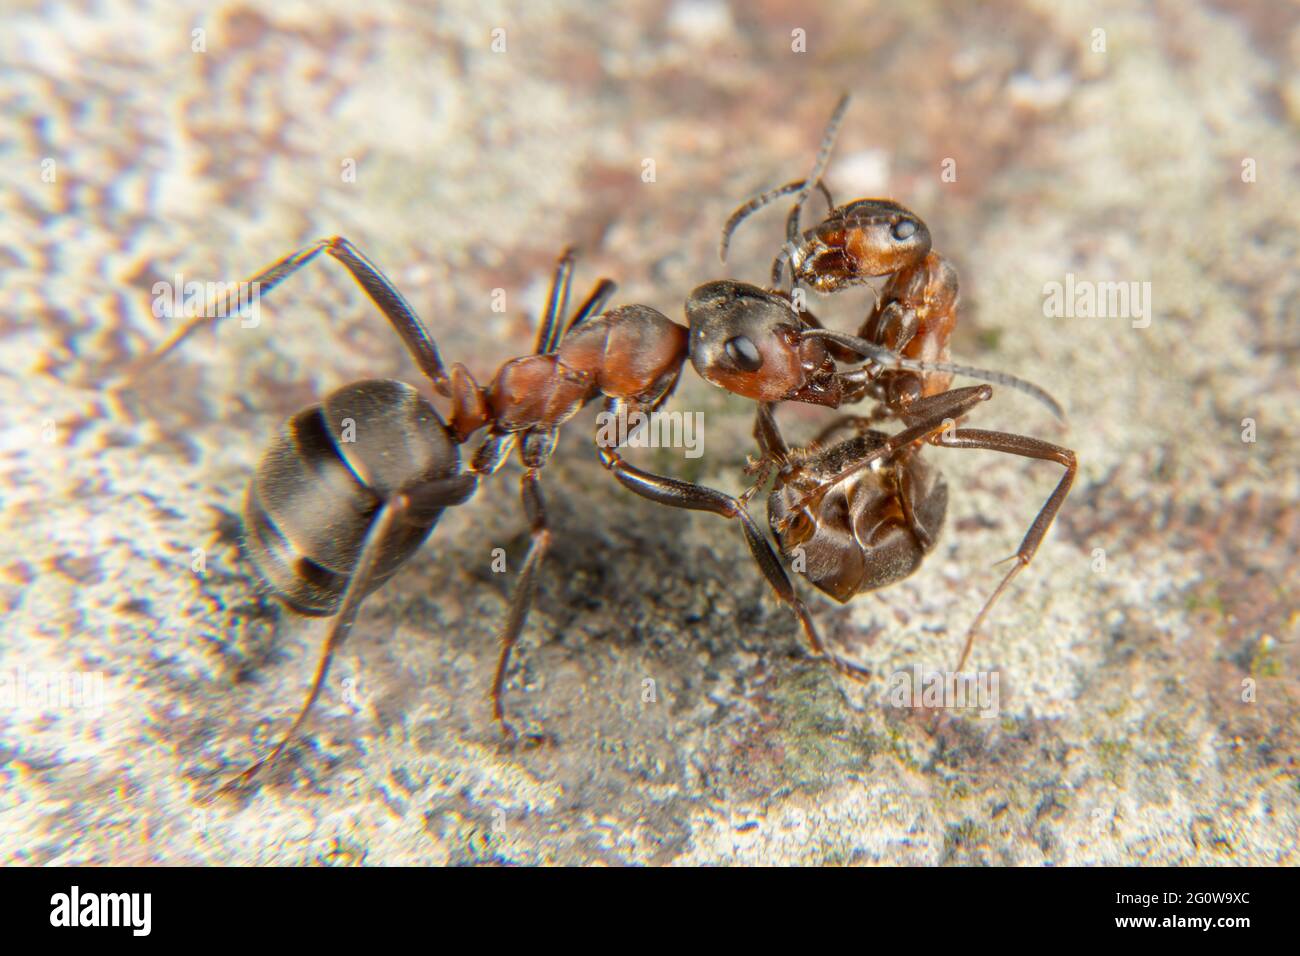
[210,472,477,797]
[931,428,1077,672]
[489,431,559,745]
[113,236,451,393]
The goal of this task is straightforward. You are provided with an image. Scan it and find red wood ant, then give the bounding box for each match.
[108,102,1073,788]
[699,94,1077,676]
[111,237,960,789]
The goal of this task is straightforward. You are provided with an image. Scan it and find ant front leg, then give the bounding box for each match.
[806,408,895,447]
[930,428,1077,673]
[859,299,919,354]
[597,400,871,684]
[112,236,450,392]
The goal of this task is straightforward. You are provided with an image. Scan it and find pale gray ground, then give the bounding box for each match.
[0,0,1296,865]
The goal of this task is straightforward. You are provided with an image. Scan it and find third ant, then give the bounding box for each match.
[696,93,1078,675]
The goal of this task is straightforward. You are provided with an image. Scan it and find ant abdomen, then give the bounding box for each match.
[767,433,947,603]
[243,379,463,616]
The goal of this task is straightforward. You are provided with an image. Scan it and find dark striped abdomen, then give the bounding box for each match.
[243,379,461,615]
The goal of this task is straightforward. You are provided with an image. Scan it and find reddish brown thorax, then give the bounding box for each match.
[449,305,688,441]
[487,355,589,431]
[562,304,688,403]
[863,252,960,400]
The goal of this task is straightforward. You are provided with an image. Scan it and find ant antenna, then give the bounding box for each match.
[719,92,852,264]
[770,93,851,286]
[720,179,833,263]
[787,92,851,247]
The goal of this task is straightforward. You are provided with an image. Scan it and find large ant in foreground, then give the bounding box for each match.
[114,236,983,789]
[698,94,1077,675]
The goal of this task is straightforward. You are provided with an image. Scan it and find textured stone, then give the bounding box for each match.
[0,0,1295,865]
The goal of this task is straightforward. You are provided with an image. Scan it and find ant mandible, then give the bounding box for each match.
[694,94,1077,675]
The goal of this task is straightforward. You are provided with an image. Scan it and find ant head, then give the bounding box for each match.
[685,281,830,402]
[795,199,932,293]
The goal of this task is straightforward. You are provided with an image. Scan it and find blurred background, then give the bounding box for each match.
[0,0,1296,864]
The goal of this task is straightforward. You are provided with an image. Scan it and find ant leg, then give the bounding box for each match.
[720,179,833,263]
[773,386,994,534]
[896,454,936,552]
[490,431,557,743]
[807,408,893,447]
[534,249,575,356]
[931,429,1077,672]
[895,386,989,428]
[859,299,918,352]
[597,429,871,684]
[471,431,518,476]
[740,402,789,504]
[753,402,790,462]
[561,278,617,340]
[533,248,618,354]
[213,473,477,795]
[113,236,450,393]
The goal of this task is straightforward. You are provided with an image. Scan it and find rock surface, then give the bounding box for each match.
[0,0,1296,865]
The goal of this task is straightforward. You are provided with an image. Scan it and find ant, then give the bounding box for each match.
[109,109,1073,788]
[693,94,1077,675]
[110,236,963,789]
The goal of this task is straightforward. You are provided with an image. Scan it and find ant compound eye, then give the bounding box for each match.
[892,219,917,241]
[724,335,763,372]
